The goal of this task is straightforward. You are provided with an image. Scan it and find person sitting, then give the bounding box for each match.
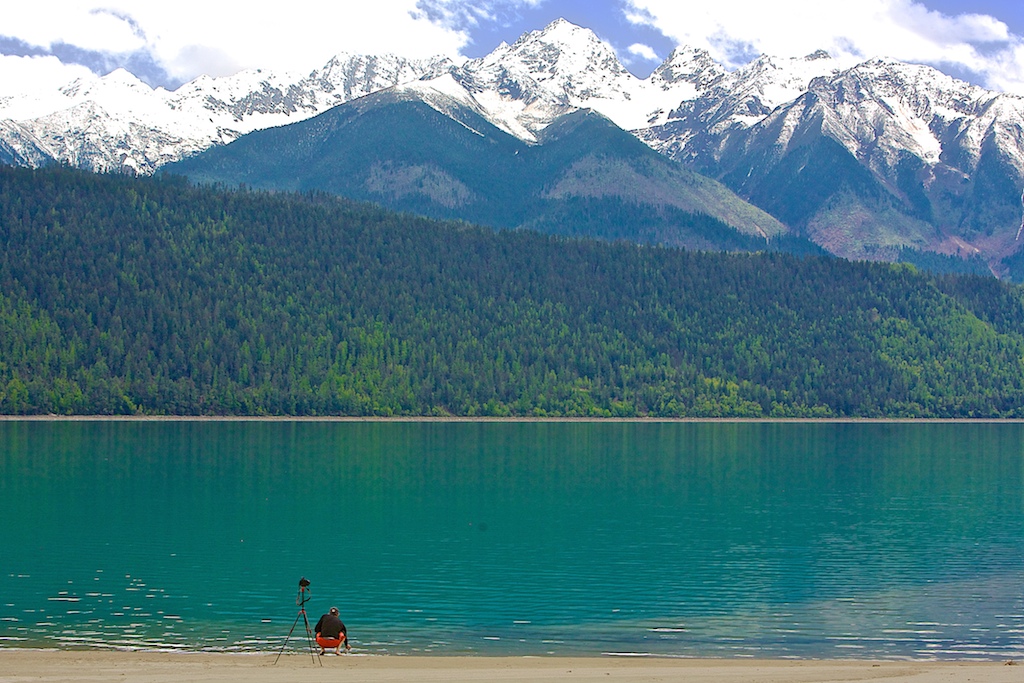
[314,606,350,655]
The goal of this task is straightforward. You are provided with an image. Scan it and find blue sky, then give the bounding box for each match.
[445,0,680,73]
[2,1,1024,95]
[454,1,1024,77]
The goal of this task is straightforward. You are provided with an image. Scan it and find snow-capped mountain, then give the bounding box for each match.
[444,18,702,138]
[654,57,1024,260]
[783,59,1024,179]
[0,19,766,169]
[4,18,1024,268]
[0,55,454,173]
[0,18,978,174]
[636,49,842,160]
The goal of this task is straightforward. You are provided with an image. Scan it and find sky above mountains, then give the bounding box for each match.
[1,0,1023,98]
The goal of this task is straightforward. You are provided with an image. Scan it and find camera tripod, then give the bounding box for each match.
[274,578,322,666]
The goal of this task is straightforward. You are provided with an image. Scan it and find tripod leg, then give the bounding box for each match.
[273,610,304,665]
[302,609,322,666]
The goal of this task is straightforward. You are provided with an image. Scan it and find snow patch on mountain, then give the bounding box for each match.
[394,74,496,139]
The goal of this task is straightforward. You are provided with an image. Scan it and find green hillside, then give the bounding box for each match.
[2,165,1024,417]
[168,94,789,252]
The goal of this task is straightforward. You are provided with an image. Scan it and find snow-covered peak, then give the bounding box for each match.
[806,57,999,138]
[814,58,992,116]
[520,18,609,56]
[454,19,698,134]
[727,50,842,114]
[309,52,454,98]
[746,54,1024,178]
[100,68,152,91]
[794,58,1024,173]
[56,68,157,107]
[474,19,635,100]
[171,67,297,104]
[645,47,842,143]
[650,46,725,91]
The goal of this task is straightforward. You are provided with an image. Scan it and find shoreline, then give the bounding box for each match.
[0,651,1020,683]
[3,415,1024,423]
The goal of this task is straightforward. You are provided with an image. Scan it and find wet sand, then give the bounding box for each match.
[0,651,1020,683]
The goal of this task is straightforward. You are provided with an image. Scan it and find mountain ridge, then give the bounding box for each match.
[4,18,1024,269]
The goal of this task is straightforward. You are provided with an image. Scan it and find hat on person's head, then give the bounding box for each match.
[330,606,339,615]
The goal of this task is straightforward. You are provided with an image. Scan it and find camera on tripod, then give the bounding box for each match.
[276,577,321,666]
[296,577,311,606]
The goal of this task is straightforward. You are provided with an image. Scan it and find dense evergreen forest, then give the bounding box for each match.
[2,165,1024,417]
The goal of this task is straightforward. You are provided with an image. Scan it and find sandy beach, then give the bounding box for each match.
[0,652,1020,683]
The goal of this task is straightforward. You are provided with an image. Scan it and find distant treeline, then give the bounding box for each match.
[2,165,1024,417]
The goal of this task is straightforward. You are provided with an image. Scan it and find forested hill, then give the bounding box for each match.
[2,165,1024,417]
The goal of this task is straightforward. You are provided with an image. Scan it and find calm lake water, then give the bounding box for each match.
[1,420,1022,659]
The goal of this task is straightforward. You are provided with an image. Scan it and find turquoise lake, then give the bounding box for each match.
[1,420,1022,659]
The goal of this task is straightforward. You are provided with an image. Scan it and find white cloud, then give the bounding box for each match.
[0,54,91,91]
[624,0,1024,93]
[1,1,473,84]
[414,0,546,31]
[0,55,94,107]
[3,4,143,53]
[984,42,1024,94]
[6,0,1024,98]
[626,43,659,62]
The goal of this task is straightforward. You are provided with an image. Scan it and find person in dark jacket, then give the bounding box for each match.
[314,606,350,654]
